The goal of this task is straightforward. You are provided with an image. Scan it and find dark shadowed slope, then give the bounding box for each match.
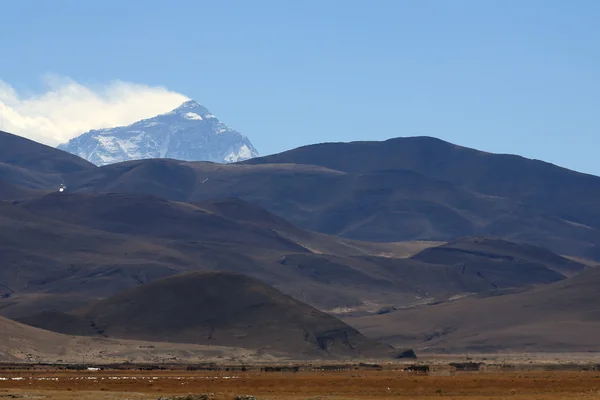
[19,271,409,359]
[69,158,199,201]
[57,154,600,260]
[196,197,299,231]
[4,132,600,258]
[0,196,315,318]
[0,195,429,317]
[57,158,600,259]
[0,200,186,305]
[0,179,47,201]
[0,130,96,190]
[243,136,599,202]
[0,130,95,174]
[244,136,600,245]
[194,197,437,258]
[412,237,586,277]
[19,192,308,252]
[345,267,600,353]
[277,243,581,315]
[2,191,579,320]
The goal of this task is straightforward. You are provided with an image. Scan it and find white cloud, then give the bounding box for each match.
[0,75,189,146]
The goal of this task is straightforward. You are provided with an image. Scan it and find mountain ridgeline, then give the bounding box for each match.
[57,100,259,166]
[1,129,600,356]
[3,131,600,260]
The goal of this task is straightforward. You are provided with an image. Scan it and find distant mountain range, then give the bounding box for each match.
[2,128,600,356]
[57,100,259,166]
[4,130,600,260]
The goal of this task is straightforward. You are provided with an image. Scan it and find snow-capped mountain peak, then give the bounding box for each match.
[57,101,259,166]
[168,99,209,115]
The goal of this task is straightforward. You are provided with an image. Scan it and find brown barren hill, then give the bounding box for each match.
[412,236,586,277]
[19,271,410,359]
[0,315,275,364]
[346,267,600,353]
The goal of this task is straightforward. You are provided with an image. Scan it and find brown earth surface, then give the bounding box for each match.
[0,315,283,365]
[1,366,600,399]
[345,267,600,353]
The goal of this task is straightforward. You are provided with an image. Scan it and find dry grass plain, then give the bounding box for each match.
[1,363,600,400]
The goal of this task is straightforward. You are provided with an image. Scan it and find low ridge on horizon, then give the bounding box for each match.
[57,100,259,166]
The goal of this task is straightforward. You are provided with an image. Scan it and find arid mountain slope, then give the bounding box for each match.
[0,199,187,312]
[0,315,285,363]
[0,195,434,317]
[0,130,95,174]
[1,192,581,320]
[2,131,598,355]
[412,237,586,279]
[243,136,600,223]
[2,131,600,259]
[18,271,405,359]
[0,179,46,201]
[244,137,600,251]
[0,130,95,191]
[345,267,600,353]
[53,159,600,259]
[19,192,307,252]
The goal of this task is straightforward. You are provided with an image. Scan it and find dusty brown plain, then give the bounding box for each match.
[1,367,600,400]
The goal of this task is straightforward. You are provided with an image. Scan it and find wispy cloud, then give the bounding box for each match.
[0,75,189,146]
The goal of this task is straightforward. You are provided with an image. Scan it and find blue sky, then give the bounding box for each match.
[1,0,599,174]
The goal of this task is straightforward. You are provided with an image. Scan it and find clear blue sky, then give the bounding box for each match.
[2,0,600,174]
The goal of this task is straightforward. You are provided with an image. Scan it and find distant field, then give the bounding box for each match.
[2,361,600,399]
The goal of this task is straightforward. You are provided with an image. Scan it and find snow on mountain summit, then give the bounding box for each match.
[57,100,259,166]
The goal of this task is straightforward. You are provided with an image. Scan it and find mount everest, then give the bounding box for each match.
[58,100,259,166]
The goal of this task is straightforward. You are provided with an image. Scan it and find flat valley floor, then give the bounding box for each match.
[2,365,600,400]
